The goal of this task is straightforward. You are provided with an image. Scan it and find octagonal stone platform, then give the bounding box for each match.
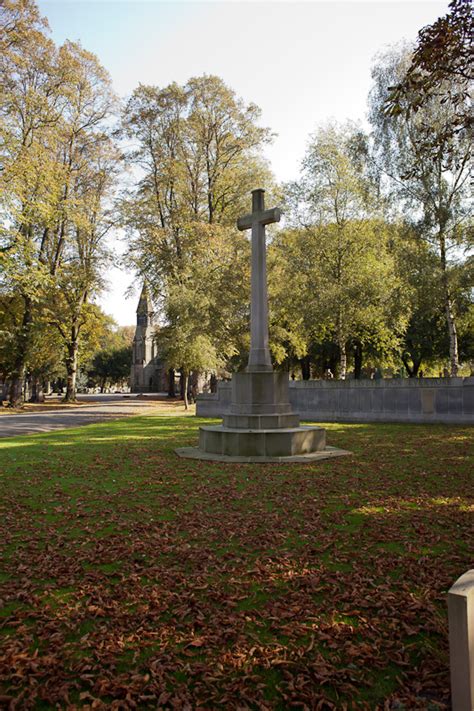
[176,370,350,464]
[175,444,350,464]
[200,423,325,458]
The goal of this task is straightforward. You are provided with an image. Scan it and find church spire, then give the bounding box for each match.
[136,281,154,326]
[137,281,152,315]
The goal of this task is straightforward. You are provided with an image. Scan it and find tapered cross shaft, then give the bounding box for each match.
[237,189,280,372]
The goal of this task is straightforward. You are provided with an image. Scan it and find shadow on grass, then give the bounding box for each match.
[0,415,472,708]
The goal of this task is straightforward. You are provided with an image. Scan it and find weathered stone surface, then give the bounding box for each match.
[421,388,436,414]
[223,412,300,430]
[185,366,341,462]
[223,371,299,425]
[199,424,326,458]
[176,445,350,464]
[177,188,350,464]
[464,380,474,414]
[448,569,474,711]
[197,377,474,424]
[237,189,280,373]
[130,283,167,393]
[236,189,278,379]
[228,371,292,414]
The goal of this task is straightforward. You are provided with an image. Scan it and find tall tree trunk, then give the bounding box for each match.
[1,380,9,402]
[402,354,421,378]
[336,304,347,380]
[168,368,176,397]
[23,377,30,403]
[64,337,79,402]
[30,375,45,403]
[9,376,24,407]
[338,337,347,380]
[210,373,217,393]
[354,341,363,380]
[182,370,189,411]
[439,234,459,376]
[8,294,33,407]
[300,356,311,380]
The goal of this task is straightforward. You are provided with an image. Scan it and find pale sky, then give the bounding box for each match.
[38,0,449,326]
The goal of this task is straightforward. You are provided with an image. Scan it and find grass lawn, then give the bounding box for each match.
[0,417,472,709]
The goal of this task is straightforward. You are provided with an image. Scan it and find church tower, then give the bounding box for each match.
[130,283,164,392]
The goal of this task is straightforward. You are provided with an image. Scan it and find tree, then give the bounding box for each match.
[392,226,449,376]
[43,40,118,402]
[271,223,406,379]
[26,317,65,401]
[385,0,473,156]
[155,284,221,410]
[0,1,119,404]
[268,229,326,377]
[153,223,250,407]
[122,76,272,236]
[86,322,134,392]
[282,122,404,379]
[46,136,119,401]
[122,75,274,394]
[0,0,60,404]
[0,292,66,403]
[88,345,132,392]
[451,254,474,370]
[369,46,472,375]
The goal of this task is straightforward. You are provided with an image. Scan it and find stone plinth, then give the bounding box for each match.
[200,424,325,458]
[177,370,350,463]
[175,188,350,464]
[224,412,301,429]
[223,371,300,429]
[448,569,474,710]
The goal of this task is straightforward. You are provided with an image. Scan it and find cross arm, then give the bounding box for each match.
[237,207,281,231]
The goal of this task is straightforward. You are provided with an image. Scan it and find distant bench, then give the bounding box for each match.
[197,377,474,425]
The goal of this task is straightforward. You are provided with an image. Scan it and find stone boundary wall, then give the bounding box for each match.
[197,377,474,425]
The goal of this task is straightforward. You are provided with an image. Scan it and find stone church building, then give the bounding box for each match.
[130,284,168,393]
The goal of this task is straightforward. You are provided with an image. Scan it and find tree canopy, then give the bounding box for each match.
[0,0,119,403]
[1,0,472,401]
[385,0,473,157]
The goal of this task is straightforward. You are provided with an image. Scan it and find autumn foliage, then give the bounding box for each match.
[0,417,472,708]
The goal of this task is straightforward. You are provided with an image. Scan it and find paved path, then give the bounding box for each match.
[0,396,190,438]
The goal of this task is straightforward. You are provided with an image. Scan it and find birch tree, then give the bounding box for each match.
[369,46,472,376]
[284,122,402,379]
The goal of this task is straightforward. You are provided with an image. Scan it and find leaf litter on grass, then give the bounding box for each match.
[0,417,472,709]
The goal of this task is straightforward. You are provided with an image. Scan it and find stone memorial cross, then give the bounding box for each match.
[237,188,280,372]
[176,187,349,462]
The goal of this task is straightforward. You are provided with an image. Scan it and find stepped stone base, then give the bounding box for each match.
[200,424,325,458]
[228,371,296,417]
[177,369,351,464]
[223,412,300,429]
[176,444,351,464]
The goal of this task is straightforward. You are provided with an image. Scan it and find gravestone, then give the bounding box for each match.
[176,189,350,462]
[448,569,474,710]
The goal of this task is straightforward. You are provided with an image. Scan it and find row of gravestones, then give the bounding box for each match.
[449,569,474,709]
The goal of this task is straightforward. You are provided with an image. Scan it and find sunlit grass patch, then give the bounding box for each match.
[0,416,472,708]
